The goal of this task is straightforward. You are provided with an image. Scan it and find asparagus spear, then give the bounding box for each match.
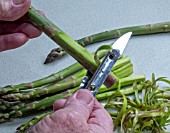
[16,78,146,132]
[2,77,83,101]
[44,48,66,64]
[0,56,130,100]
[0,49,106,95]
[45,21,170,63]
[98,74,145,94]
[0,62,83,95]
[1,44,120,95]
[27,6,116,88]
[2,61,133,102]
[0,75,145,122]
[16,111,53,133]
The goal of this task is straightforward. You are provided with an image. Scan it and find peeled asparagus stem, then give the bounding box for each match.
[27,6,116,88]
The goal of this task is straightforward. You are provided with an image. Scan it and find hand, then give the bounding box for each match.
[29,90,113,133]
[0,0,42,51]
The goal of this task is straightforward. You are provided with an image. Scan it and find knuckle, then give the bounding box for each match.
[65,111,80,123]
[59,111,86,130]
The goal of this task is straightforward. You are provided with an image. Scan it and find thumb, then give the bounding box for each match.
[63,89,95,121]
[29,90,94,133]
[0,0,31,21]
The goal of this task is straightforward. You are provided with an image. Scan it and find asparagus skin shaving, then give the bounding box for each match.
[27,6,116,88]
[105,75,170,132]
[46,22,170,63]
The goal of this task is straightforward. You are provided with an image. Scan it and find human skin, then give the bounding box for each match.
[0,0,42,51]
[29,89,114,133]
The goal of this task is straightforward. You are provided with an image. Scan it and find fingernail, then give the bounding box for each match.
[76,90,93,105]
[12,0,26,5]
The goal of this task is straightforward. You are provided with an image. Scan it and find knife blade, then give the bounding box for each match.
[79,32,132,96]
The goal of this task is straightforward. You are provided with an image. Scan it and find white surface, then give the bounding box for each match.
[0,0,170,132]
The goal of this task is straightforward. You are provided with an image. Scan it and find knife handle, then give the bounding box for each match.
[86,49,120,96]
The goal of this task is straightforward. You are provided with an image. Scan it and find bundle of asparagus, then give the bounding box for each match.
[15,74,170,133]
[0,55,142,121]
[0,5,170,133]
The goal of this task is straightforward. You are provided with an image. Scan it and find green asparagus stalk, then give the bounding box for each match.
[16,111,53,133]
[44,48,66,64]
[2,61,133,102]
[0,45,115,95]
[2,77,83,101]
[1,56,131,102]
[98,74,145,93]
[113,63,133,78]
[77,22,170,46]
[0,74,145,122]
[97,81,144,100]
[0,99,21,110]
[1,62,132,102]
[16,77,146,132]
[0,62,83,95]
[0,89,75,120]
[27,6,116,88]
[45,21,170,63]
[0,49,106,95]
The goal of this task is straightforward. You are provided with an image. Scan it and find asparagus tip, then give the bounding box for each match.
[44,47,66,64]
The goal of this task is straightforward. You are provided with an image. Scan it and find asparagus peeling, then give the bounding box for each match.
[105,74,170,133]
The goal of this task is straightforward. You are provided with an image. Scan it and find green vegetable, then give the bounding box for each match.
[27,6,116,87]
[45,21,170,63]
[105,74,170,133]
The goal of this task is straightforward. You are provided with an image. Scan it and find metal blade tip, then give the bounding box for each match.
[112,32,132,55]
